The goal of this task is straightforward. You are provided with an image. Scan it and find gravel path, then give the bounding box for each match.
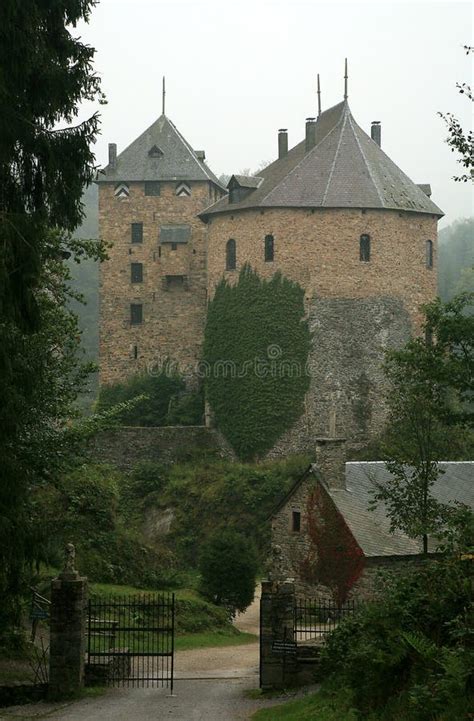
[0,585,307,720]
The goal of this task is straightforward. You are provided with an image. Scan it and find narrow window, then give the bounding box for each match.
[131,222,143,244]
[226,238,236,270]
[131,262,143,283]
[425,327,433,346]
[133,344,138,359]
[292,511,301,533]
[171,243,177,251]
[144,181,161,196]
[264,234,274,262]
[360,234,370,262]
[130,303,143,325]
[426,240,433,268]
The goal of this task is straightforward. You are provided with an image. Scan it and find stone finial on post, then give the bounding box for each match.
[48,543,88,699]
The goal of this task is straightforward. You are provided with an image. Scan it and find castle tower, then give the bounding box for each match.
[97,113,225,386]
[200,98,443,452]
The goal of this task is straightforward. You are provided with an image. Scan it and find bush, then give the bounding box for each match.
[199,529,258,615]
[320,558,473,720]
[95,368,204,427]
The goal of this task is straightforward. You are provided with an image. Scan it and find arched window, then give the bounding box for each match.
[264,234,274,262]
[426,240,433,268]
[360,234,371,262]
[226,239,236,270]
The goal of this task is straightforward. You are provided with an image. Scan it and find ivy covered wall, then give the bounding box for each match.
[203,266,311,460]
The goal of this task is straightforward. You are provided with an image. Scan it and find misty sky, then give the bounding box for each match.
[77,0,473,228]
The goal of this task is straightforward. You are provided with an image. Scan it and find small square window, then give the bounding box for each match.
[171,243,177,251]
[131,223,143,244]
[292,511,301,533]
[130,303,143,325]
[131,262,143,283]
[144,181,161,196]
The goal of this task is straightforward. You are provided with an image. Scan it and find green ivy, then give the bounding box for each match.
[203,266,311,460]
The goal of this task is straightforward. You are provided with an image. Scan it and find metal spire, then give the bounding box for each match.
[162,76,166,116]
[317,74,321,117]
[344,58,348,101]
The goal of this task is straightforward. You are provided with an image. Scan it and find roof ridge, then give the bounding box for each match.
[259,104,346,205]
[347,112,385,205]
[165,117,216,184]
[321,103,349,205]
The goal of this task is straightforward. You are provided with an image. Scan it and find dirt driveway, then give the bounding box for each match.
[0,585,315,721]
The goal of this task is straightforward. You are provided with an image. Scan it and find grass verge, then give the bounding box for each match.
[252,687,359,721]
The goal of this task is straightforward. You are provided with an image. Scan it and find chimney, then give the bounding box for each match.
[371,121,381,147]
[278,129,288,158]
[195,150,206,161]
[108,143,117,169]
[305,118,317,152]
[315,437,347,490]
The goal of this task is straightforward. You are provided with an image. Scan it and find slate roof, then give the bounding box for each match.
[200,100,443,219]
[97,114,225,188]
[273,461,473,558]
[327,461,474,557]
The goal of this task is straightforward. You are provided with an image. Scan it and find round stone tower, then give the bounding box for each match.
[200,100,443,454]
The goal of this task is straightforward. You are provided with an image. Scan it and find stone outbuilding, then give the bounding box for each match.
[271,439,474,602]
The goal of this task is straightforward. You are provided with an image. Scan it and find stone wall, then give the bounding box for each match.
[206,206,438,333]
[89,425,235,471]
[206,206,437,451]
[99,180,219,386]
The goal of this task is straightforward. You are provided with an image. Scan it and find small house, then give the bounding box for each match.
[271,438,474,602]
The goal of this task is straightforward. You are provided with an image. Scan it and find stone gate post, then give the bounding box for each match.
[48,544,88,698]
[260,580,297,690]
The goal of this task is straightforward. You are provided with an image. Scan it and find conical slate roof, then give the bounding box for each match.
[97,114,224,187]
[201,101,443,218]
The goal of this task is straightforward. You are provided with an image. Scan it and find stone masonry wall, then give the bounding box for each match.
[99,180,218,386]
[89,425,235,471]
[206,207,437,450]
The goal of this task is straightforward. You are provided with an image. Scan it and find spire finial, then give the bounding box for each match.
[162,76,166,116]
[317,74,321,117]
[344,58,348,101]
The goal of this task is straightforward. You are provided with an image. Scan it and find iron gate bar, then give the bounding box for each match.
[87,592,175,690]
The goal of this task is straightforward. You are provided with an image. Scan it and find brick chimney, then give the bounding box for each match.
[108,143,117,169]
[278,129,288,158]
[315,437,347,490]
[305,118,317,152]
[371,121,381,147]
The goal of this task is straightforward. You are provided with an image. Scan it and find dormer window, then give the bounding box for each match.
[148,145,163,158]
[227,175,262,204]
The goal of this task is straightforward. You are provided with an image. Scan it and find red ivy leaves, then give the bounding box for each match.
[300,484,365,604]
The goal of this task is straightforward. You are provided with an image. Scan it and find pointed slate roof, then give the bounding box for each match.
[201,100,443,218]
[97,114,224,187]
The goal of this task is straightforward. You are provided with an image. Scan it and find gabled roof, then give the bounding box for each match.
[228,175,263,189]
[201,100,443,219]
[273,461,474,558]
[97,114,225,188]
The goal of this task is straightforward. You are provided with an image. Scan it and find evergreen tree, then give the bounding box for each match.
[0,1,103,637]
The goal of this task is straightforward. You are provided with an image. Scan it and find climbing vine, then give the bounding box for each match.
[301,484,365,604]
[203,266,311,460]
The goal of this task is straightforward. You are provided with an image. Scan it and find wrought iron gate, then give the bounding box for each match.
[87,593,175,690]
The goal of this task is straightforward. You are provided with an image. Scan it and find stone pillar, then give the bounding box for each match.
[49,544,88,698]
[260,580,297,690]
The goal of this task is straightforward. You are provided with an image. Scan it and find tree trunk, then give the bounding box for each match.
[423,533,428,554]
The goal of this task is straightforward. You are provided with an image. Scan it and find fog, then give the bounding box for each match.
[77,0,473,227]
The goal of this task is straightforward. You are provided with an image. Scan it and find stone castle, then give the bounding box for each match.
[97,78,443,455]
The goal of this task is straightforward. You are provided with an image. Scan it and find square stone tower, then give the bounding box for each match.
[97,114,225,386]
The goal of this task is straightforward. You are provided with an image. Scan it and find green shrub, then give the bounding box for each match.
[320,558,473,720]
[199,529,258,615]
[95,367,204,427]
[203,266,311,460]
